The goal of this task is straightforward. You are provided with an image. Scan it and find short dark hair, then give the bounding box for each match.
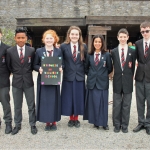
[89,35,106,55]
[15,27,27,36]
[0,28,2,34]
[117,28,129,36]
[140,21,150,29]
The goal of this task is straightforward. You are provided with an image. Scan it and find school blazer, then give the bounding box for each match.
[0,42,10,88]
[60,43,87,81]
[135,39,150,82]
[33,47,62,83]
[6,45,35,88]
[111,47,136,94]
[85,52,112,90]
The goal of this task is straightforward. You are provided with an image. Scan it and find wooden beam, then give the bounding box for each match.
[88,30,107,35]
[86,16,150,25]
[88,26,111,31]
[16,18,85,26]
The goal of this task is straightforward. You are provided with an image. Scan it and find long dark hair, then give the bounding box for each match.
[89,35,106,55]
[65,26,85,60]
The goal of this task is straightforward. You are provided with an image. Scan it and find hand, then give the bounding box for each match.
[59,66,63,72]
[39,67,43,74]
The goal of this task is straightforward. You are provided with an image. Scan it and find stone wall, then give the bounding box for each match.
[0,0,149,29]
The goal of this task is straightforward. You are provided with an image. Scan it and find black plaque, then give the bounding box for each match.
[41,56,62,85]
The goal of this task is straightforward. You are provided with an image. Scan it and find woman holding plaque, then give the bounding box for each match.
[60,26,87,128]
[33,29,62,131]
[83,35,112,130]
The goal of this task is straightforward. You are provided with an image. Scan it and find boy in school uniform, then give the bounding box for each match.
[6,28,37,135]
[133,21,150,135]
[111,28,136,133]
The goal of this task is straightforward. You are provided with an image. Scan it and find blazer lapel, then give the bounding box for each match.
[114,47,122,69]
[123,47,130,70]
[67,44,75,62]
[42,47,47,57]
[14,46,21,66]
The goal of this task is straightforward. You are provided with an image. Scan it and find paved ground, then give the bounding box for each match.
[0,71,150,150]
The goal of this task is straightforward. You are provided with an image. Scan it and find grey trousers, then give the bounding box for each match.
[0,87,12,124]
[136,80,150,127]
[113,92,132,129]
[12,85,36,127]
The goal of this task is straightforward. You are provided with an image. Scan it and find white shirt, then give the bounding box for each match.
[0,40,1,45]
[17,45,25,57]
[143,39,150,55]
[118,44,128,65]
[70,42,78,57]
[94,51,101,61]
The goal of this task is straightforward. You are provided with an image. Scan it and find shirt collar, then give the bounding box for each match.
[70,42,78,48]
[143,39,150,45]
[118,44,128,50]
[17,45,25,50]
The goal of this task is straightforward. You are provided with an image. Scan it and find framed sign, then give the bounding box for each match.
[41,56,62,85]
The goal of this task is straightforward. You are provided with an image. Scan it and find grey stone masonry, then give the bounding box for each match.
[0,0,150,29]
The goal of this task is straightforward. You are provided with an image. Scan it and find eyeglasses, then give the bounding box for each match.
[140,30,150,34]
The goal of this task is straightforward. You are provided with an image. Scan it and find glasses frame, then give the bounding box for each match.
[140,30,150,34]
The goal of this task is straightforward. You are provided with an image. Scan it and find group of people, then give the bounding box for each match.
[0,21,150,136]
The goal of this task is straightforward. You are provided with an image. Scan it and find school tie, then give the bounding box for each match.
[95,54,100,66]
[72,45,76,61]
[47,50,53,57]
[121,48,125,69]
[20,47,24,64]
[144,42,148,58]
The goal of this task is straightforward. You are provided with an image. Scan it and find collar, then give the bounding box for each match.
[17,45,25,50]
[70,42,78,48]
[118,44,128,50]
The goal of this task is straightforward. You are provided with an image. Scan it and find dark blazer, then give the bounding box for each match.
[60,43,87,81]
[0,42,10,88]
[111,47,136,94]
[135,39,150,82]
[85,52,112,90]
[6,45,35,88]
[33,47,62,83]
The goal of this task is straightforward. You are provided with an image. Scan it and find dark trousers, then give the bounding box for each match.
[113,92,132,129]
[0,87,12,124]
[12,85,36,127]
[136,80,150,127]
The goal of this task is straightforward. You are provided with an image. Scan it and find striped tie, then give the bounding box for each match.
[121,48,125,68]
[144,42,148,58]
[72,45,76,61]
[20,48,24,64]
[47,50,53,57]
[95,54,100,66]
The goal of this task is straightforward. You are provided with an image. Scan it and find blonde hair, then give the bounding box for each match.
[42,29,59,47]
[65,26,85,60]
[128,42,132,47]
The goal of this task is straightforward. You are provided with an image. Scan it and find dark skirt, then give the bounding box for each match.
[61,79,85,116]
[83,86,108,127]
[36,84,61,123]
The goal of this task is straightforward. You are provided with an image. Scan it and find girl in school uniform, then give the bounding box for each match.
[83,35,112,130]
[33,29,62,131]
[61,26,87,127]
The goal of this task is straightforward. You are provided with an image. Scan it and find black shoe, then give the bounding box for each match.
[114,126,121,133]
[68,120,74,127]
[11,126,21,135]
[133,124,145,132]
[94,124,99,129]
[146,127,150,135]
[5,124,12,134]
[50,124,57,131]
[45,125,51,131]
[122,127,128,133]
[31,126,37,135]
[74,120,80,128]
[103,125,109,130]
